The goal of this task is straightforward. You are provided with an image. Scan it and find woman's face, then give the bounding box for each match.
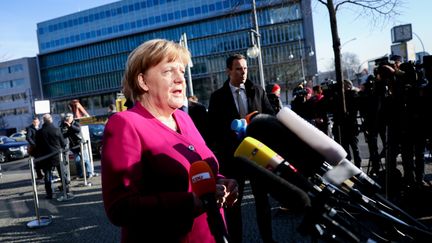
[140,58,186,113]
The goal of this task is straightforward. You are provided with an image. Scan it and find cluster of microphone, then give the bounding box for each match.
[190,107,432,242]
[232,107,432,242]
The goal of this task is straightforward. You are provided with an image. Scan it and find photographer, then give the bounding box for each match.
[60,113,93,179]
[332,79,362,167]
[397,60,428,187]
[375,56,403,180]
[358,72,387,175]
[291,84,312,120]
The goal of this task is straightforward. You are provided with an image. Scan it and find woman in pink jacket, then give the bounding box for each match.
[101,39,238,243]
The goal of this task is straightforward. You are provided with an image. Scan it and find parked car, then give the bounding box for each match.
[9,132,27,142]
[87,123,105,157]
[0,136,29,163]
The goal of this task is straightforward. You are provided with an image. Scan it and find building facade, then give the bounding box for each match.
[0,57,42,131]
[37,0,317,114]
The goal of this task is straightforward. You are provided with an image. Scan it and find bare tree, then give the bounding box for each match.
[327,52,361,80]
[341,52,361,80]
[317,0,403,113]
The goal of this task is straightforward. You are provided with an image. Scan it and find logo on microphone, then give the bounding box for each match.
[191,172,212,183]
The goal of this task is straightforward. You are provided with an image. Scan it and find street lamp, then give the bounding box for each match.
[246,0,265,89]
[289,36,314,83]
[341,37,357,49]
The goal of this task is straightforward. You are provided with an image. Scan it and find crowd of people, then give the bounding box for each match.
[290,55,432,192]
[25,111,97,199]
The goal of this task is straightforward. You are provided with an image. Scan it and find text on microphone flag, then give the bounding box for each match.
[191,172,212,184]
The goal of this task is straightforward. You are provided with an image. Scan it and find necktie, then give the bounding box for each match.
[236,88,247,118]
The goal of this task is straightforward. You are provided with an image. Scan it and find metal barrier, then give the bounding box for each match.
[79,141,91,187]
[69,140,94,187]
[26,139,96,228]
[27,152,57,228]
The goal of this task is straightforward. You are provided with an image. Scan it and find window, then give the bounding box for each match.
[188,8,194,16]
[10,64,23,73]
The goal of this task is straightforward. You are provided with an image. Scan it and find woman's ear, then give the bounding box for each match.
[138,73,149,92]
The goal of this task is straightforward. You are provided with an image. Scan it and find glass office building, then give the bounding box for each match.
[37,0,317,115]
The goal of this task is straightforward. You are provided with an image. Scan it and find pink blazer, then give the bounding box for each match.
[102,102,221,243]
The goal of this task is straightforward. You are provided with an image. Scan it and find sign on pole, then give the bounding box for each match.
[34,100,51,114]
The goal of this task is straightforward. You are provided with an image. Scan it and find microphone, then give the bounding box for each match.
[231,111,259,140]
[246,113,326,176]
[189,161,230,243]
[230,118,247,140]
[322,159,382,193]
[274,107,383,193]
[234,138,369,240]
[276,107,347,165]
[245,111,259,124]
[234,137,312,208]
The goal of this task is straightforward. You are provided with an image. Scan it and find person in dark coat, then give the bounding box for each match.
[267,83,283,113]
[332,79,362,167]
[26,116,42,179]
[208,54,275,243]
[307,85,329,135]
[183,95,209,143]
[60,113,93,178]
[35,114,66,199]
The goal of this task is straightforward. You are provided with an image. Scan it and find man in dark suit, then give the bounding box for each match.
[26,116,42,179]
[35,114,66,199]
[208,54,275,243]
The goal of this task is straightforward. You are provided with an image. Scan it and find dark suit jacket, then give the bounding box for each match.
[187,100,209,143]
[26,125,37,146]
[35,122,65,169]
[207,79,274,175]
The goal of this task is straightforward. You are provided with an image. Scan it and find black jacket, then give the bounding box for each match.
[187,100,209,143]
[60,120,82,153]
[26,124,38,146]
[35,122,65,169]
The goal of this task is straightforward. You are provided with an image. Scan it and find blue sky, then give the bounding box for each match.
[0,0,430,72]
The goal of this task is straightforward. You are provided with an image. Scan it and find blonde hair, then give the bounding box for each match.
[122,39,191,101]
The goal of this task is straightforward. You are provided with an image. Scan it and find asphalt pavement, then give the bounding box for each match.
[1,133,432,242]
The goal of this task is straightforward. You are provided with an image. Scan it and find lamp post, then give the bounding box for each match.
[289,36,314,84]
[341,37,357,49]
[413,32,425,57]
[246,0,265,89]
[340,37,356,80]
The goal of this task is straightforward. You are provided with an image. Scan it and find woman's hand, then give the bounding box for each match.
[215,178,238,208]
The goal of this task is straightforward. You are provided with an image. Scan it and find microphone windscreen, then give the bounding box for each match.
[245,111,259,124]
[235,156,311,209]
[234,136,284,171]
[246,113,324,176]
[231,119,246,131]
[276,107,347,165]
[190,161,216,197]
[322,159,362,186]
